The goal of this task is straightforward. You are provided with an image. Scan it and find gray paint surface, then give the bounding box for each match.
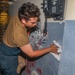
[46,22,64,46]
[58,20,75,75]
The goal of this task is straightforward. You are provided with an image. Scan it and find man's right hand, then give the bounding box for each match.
[49,44,59,55]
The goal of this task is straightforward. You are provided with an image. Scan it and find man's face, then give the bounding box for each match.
[22,17,38,28]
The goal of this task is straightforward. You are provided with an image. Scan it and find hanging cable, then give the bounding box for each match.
[43,17,47,36]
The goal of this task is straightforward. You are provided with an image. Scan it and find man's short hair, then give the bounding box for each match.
[18,2,40,21]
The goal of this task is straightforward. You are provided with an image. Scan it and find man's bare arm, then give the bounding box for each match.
[20,43,58,58]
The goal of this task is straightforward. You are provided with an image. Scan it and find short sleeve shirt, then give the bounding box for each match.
[3,15,29,47]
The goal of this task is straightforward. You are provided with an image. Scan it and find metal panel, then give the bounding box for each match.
[21,22,64,75]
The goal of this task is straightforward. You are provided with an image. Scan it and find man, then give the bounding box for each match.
[0,2,58,75]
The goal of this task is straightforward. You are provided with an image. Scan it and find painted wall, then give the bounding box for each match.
[65,0,75,20]
[58,21,75,75]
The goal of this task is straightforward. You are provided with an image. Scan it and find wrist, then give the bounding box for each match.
[48,47,51,52]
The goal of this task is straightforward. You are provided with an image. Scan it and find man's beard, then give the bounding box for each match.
[26,26,39,33]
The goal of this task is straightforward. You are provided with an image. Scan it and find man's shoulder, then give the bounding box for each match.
[9,15,21,25]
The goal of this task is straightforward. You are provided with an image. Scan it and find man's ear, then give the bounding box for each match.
[21,18,26,24]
